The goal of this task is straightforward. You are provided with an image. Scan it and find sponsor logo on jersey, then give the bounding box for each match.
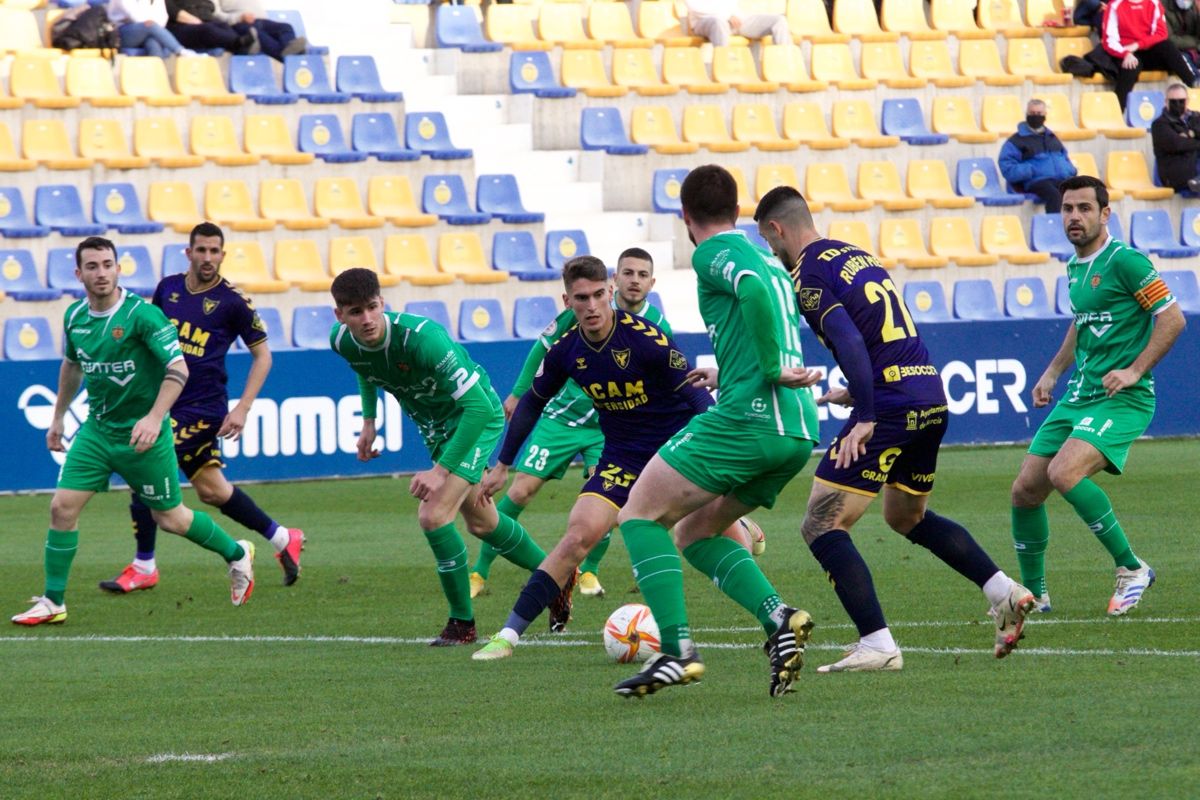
[612,348,630,369]
[112,325,124,341]
[751,397,767,413]
[203,298,220,315]
[668,349,687,371]
[798,287,822,312]
[575,357,587,370]
[168,292,180,303]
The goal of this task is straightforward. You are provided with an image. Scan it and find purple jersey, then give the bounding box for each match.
[153,273,267,415]
[793,240,945,412]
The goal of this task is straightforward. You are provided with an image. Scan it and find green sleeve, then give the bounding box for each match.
[435,380,494,472]
[357,373,378,419]
[735,271,783,382]
[412,323,499,472]
[510,308,574,396]
[140,303,184,367]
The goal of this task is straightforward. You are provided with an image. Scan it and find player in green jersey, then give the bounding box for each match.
[329,269,553,645]
[1011,176,1186,617]
[613,165,823,698]
[13,237,256,626]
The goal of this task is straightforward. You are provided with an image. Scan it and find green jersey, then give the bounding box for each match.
[330,311,502,470]
[63,289,184,436]
[1064,237,1176,405]
[692,230,817,441]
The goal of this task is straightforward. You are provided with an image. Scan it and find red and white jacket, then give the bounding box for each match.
[1102,0,1169,58]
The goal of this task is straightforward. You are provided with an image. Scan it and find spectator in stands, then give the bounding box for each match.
[998,99,1078,213]
[107,0,193,58]
[165,0,255,54]
[1165,0,1200,73]
[1073,0,1105,32]
[1150,82,1200,191]
[1102,0,1196,109]
[684,0,790,46]
[213,0,308,61]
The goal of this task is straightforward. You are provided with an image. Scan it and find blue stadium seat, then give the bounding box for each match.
[1161,270,1200,313]
[1108,213,1124,242]
[513,295,558,338]
[233,305,292,352]
[953,279,1003,321]
[494,231,555,281]
[437,5,504,53]
[92,183,164,235]
[283,55,350,103]
[405,112,472,160]
[476,174,544,224]
[4,317,58,361]
[545,229,591,271]
[1181,207,1200,248]
[459,298,510,342]
[404,300,452,332]
[298,114,367,163]
[1125,89,1163,131]
[34,186,105,236]
[291,305,337,349]
[955,158,1025,206]
[1030,213,1074,261]
[647,290,665,314]
[1003,277,1054,319]
[228,55,297,104]
[509,52,575,97]
[335,55,402,102]
[265,9,328,54]
[1055,274,1073,316]
[162,244,189,277]
[47,248,85,298]
[0,249,62,301]
[736,223,770,251]
[1130,210,1200,258]
[903,281,951,323]
[580,107,648,155]
[652,168,688,215]
[881,99,949,145]
[350,113,419,161]
[116,245,158,296]
[0,187,50,238]
[422,175,490,225]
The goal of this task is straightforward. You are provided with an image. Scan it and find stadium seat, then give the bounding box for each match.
[561,49,627,97]
[437,5,503,52]
[760,43,826,92]
[828,220,893,266]
[862,41,925,89]
[611,47,679,95]
[0,249,62,300]
[980,216,1051,264]
[148,181,203,234]
[811,43,876,90]
[422,175,491,225]
[1041,93,1096,141]
[908,40,972,88]
[683,105,751,152]
[933,98,998,144]
[191,116,259,166]
[283,54,349,103]
[330,235,401,287]
[351,113,419,161]
[538,3,599,49]
[229,56,298,104]
[35,185,104,235]
[0,187,50,237]
[510,51,577,98]
[732,103,798,150]
[66,56,134,107]
[955,158,1024,205]
[383,234,454,286]
[581,107,649,154]
[513,296,558,338]
[881,98,948,145]
[1080,92,1146,139]
[831,100,899,147]
[979,0,1040,35]
[487,3,549,50]
[1181,207,1200,248]
[439,233,507,283]
[335,55,401,102]
[638,1,702,45]
[477,174,543,224]
[907,160,973,208]
[1107,151,1173,200]
[314,177,383,229]
[0,7,45,54]
[1068,151,1125,201]
[114,246,158,296]
[782,102,848,149]
[630,106,699,154]
[959,39,1022,86]
[736,222,772,250]
[47,248,84,298]
[981,94,1024,134]
[882,0,947,39]
[728,166,756,209]
[929,0,990,37]
[23,119,91,170]
[903,281,952,323]
[78,118,149,169]
[1007,38,1072,84]
[175,55,244,105]
[589,1,651,47]
[404,301,453,332]
[857,161,923,210]
[1125,90,1164,130]
[292,305,337,349]
[260,179,327,230]
[1030,213,1075,261]
[546,229,590,271]
[1107,212,1126,241]
[134,117,204,168]
[298,114,366,163]
[1055,274,1073,316]
[712,45,778,93]
[274,238,332,291]
[367,176,437,227]
[249,307,292,351]
[92,183,163,234]
[953,279,1003,320]
[493,230,555,280]
[221,242,288,293]
[405,112,472,159]
[806,163,871,211]
[266,9,327,53]
[833,0,898,40]
[786,0,849,42]
[652,168,688,215]
[205,180,274,232]
[1004,277,1055,319]
[929,217,999,266]
[879,219,948,268]
[243,114,313,165]
[10,54,79,108]
[459,298,511,342]
[756,163,804,201]
[0,122,34,171]
[162,243,189,277]
[1161,270,1200,313]
[1026,0,1090,35]
[662,46,728,94]
[4,317,58,360]
[1130,210,1200,258]
[119,57,189,106]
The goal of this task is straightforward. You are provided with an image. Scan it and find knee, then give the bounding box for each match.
[884,507,922,536]
[417,507,452,532]
[194,485,224,507]
[1010,477,1044,508]
[799,514,825,546]
[48,499,78,530]
[561,527,596,562]
[462,514,494,537]
[1045,460,1081,495]
[508,483,537,507]
[150,507,186,534]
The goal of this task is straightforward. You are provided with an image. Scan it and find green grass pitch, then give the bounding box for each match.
[2,440,1198,799]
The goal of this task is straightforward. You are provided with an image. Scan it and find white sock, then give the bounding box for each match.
[861,628,897,652]
[498,628,520,647]
[982,571,1016,606]
[133,557,156,574]
[267,525,290,553]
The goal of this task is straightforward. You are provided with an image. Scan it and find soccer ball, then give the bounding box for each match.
[603,603,661,663]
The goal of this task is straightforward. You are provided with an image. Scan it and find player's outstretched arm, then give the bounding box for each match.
[817,306,877,422]
[131,358,188,453]
[1102,303,1186,397]
[220,341,272,440]
[1033,325,1078,407]
[47,359,84,452]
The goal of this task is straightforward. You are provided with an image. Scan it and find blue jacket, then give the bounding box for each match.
[998,123,1077,190]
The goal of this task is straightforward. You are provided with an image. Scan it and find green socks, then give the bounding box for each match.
[1011,505,1050,597]
[184,510,244,562]
[580,530,612,576]
[683,536,783,634]
[425,523,473,621]
[472,496,525,578]
[1063,478,1140,570]
[481,512,546,572]
[44,528,79,606]
[621,519,689,657]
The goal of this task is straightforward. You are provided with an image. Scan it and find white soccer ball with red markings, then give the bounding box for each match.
[603,603,661,663]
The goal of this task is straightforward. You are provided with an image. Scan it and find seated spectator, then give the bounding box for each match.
[165,0,254,54]
[1165,0,1200,73]
[998,99,1078,212]
[1150,82,1200,191]
[107,0,192,58]
[1073,0,1105,33]
[684,0,790,47]
[1103,0,1196,109]
[214,0,308,61]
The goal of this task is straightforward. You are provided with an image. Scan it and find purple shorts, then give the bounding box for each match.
[814,405,949,497]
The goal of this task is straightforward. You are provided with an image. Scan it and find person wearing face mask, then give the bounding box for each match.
[1150,83,1200,191]
[1103,0,1197,110]
[998,99,1078,213]
[1165,0,1200,72]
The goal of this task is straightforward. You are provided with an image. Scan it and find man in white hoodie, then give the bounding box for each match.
[684,0,790,46]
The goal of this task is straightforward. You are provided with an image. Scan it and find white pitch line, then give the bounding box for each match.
[146,753,235,764]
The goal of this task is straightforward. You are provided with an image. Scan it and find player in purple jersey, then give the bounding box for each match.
[100,223,304,594]
[754,187,1035,668]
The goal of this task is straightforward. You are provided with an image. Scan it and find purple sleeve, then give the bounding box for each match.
[819,305,876,422]
[497,391,550,466]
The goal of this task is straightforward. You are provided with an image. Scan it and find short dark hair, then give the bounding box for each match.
[331,267,382,308]
[753,185,814,230]
[189,221,225,247]
[617,247,653,268]
[680,164,739,227]
[75,236,117,268]
[1058,175,1109,209]
[562,255,608,289]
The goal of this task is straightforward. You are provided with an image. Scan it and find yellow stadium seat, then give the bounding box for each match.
[560,49,628,96]
[760,44,826,92]
[331,235,402,286]
[1106,151,1173,200]
[134,117,204,168]
[829,220,894,267]
[786,0,848,42]
[727,165,756,211]
[1007,38,1072,85]
[881,0,947,39]
[1054,36,1108,84]
[78,117,149,169]
[782,101,848,149]
[191,116,260,166]
[831,100,900,148]
[1079,92,1146,139]
[148,181,203,234]
[907,159,973,208]
[811,43,876,91]
[384,235,456,286]
[806,163,872,212]
[930,0,991,38]
[833,0,899,41]
[205,180,274,232]
[221,242,288,292]
[928,217,999,266]
[0,8,46,53]
[588,2,652,47]
[879,219,948,268]
[908,40,971,88]
[857,161,923,210]
[539,3,602,48]
[175,55,244,105]
[315,178,384,229]
[1041,92,1096,141]
[612,48,679,95]
[439,233,508,284]
[0,75,23,109]
[682,105,751,152]
[959,39,1022,86]
[244,114,314,165]
[733,103,799,151]
[0,122,35,170]
[932,97,999,143]
[259,179,328,231]
[630,106,700,154]
[274,239,333,291]
[487,4,550,49]
[10,54,79,108]
[367,176,438,227]
[712,46,778,93]
[743,0,788,13]
[120,57,190,106]
[638,0,702,45]
[1069,151,1125,201]
[1026,0,1090,35]
[755,163,802,200]
[22,119,91,169]
[981,94,1023,133]
[861,41,926,89]
[977,0,1039,37]
[980,216,1051,264]
[8,0,48,10]
[662,47,728,94]
[66,57,133,107]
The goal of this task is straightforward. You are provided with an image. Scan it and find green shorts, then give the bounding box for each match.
[430,412,505,485]
[1028,393,1155,475]
[58,420,182,510]
[513,415,603,481]
[658,412,815,510]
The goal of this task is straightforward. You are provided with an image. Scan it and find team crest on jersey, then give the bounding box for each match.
[395,362,410,372]
[111,325,124,341]
[798,287,822,312]
[612,348,631,369]
[203,298,220,315]
[252,314,266,333]
[669,349,687,370]
[575,357,588,370]
[1090,275,1102,289]
[541,320,557,337]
